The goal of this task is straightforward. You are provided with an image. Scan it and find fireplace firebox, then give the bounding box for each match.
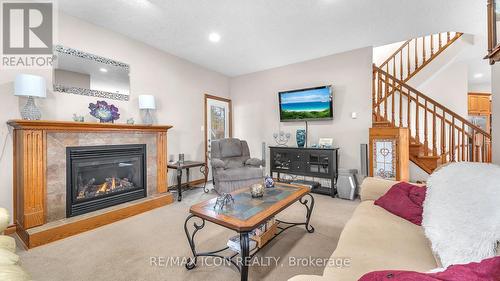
[66,144,147,217]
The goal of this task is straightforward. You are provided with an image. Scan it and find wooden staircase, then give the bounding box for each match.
[373,32,492,173]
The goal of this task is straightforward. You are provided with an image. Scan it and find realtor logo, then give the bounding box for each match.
[2,2,53,54]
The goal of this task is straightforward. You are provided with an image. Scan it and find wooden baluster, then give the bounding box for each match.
[415,93,420,143]
[372,69,376,122]
[451,117,456,162]
[424,100,428,156]
[393,58,396,79]
[461,123,465,161]
[384,72,388,121]
[447,32,450,42]
[441,114,446,163]
[438,33,442,49]
[378,73,382,121]
[482,135,486,162]
[430,34,434,56]
[415,38,419,69]
[432,105,437,156]
[399,85,403,127]
[407,90,411,137]
[400,51,403,81]
[472,128,476,162]
[422,36,426,63]
[407,45,411,80]
[448,122,452,162]
[391,80,395,125]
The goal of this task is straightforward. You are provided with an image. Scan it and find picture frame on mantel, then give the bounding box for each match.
[486,0,500,64]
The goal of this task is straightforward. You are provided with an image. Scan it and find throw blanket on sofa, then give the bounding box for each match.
[422,163,500,268]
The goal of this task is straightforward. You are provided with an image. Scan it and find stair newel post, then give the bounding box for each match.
[424,99,428,156]
[449,119,453,162]
[415,92,420,143]
[432,105,437,156]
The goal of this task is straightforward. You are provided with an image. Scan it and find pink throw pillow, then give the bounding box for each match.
[374,182,426,225]
[358,256,500,281]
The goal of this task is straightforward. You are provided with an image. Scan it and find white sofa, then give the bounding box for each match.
[0,208,30,281]
[289,177,436,281]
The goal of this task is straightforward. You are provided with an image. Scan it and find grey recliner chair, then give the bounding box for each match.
[211,138,264,194]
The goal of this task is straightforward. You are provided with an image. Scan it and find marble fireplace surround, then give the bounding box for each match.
[8,120,173,248]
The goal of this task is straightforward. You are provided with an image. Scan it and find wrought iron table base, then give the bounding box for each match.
[174,165,209,201]
[184,193,314,281]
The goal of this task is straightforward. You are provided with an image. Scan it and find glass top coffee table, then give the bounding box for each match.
[184,183,315,281]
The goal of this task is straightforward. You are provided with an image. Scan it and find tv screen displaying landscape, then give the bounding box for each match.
[279,86,333,121]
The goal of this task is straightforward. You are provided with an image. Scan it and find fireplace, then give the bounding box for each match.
[66,144,147,217]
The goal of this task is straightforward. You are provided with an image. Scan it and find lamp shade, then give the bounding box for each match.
[14,74,46,98]
[138,95,156,109]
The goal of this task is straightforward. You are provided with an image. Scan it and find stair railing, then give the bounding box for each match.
[373,66,491,164]
[379,32,463,83]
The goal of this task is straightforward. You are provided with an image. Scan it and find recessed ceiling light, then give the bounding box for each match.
[474,73,484,79]
[208,32,221,43]
[99,68,108,73]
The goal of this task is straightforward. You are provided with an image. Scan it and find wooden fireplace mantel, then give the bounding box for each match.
[7,119,172,132]
[8,119,173,248]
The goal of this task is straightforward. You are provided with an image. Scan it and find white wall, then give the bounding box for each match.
[469,82,491,93]
[0,13,230,223]
[492,63,500,164]
[373,41,405,66]
[417,62,469,117]
[230,47,373,174]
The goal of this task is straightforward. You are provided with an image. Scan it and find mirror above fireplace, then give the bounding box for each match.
[53,45,130,101]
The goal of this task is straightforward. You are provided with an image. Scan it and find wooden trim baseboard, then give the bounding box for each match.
[4,224,16,235]
[17,193,173,249]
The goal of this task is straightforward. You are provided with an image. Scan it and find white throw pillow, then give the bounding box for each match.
[422,163,500,268]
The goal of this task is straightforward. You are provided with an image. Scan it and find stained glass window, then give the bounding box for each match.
[373,139,396,180]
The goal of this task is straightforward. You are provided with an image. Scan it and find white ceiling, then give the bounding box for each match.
[58,0,487,77]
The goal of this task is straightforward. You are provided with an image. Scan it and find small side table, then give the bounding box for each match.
[167,161,209,201]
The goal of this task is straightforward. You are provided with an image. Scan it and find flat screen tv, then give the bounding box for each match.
[279,85,333,122]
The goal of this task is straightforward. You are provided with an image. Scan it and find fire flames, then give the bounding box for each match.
[96,177,117,194]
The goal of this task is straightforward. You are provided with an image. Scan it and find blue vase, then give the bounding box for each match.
[296,129,306,147]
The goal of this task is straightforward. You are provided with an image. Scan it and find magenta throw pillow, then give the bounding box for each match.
[374,182,426,225]
[358,256,500,281]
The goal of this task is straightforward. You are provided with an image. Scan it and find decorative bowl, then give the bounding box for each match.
[250,183,265,198]
[89,100,120,123]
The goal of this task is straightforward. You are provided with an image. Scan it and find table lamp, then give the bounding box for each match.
[138,95,156,125]
[14,74,46,120]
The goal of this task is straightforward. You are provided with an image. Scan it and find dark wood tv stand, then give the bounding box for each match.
[269,146,339,197]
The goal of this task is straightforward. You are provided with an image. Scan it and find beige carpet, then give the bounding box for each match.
[15,185,359,281]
